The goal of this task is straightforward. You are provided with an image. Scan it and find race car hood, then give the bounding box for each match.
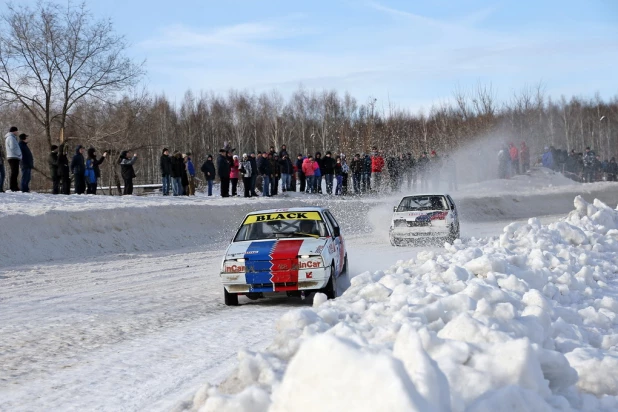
[225,238,327,260]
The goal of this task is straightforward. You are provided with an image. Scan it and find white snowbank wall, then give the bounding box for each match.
[0,194,372,267]
[187,196,618,412]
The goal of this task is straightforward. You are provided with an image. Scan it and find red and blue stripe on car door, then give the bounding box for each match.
[244,240,304,292]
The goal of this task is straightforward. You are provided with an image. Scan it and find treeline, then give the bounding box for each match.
[1,84,617,192]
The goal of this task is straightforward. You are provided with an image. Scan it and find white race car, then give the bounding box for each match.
[220,207,348,306]
[389,194,460,246]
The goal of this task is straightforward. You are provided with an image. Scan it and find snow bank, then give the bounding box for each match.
[188,196,618,412]
[0,193,372,267]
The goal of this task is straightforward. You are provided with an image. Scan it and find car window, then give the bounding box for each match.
[397,196,448,211]
[323,210,340,236]
[321,212,335,237]
[233,212,328,241]
[447,195,456,209]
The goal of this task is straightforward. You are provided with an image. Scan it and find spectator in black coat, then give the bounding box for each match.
[217,149,230,197]
[48,145,60,194]
[322,151,336,194]
[170,151,184,195]
[71,145,86,194]
[86,147,107,194]
[160,148,172,195]
[248,153,258,196]
[58,143,71,195]
[118,150,137,195]
[18,134,33,192]
[257,151,272,196]
[295,154,305,192]
[201,155,216,196]
[607,157,618,182]
[278,154,294,192]
[270,153,280,195]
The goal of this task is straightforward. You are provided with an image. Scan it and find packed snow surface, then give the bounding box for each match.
[190,196,618,412]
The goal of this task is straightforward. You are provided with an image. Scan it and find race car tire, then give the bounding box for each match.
[323,264,337,300]
[390,236,403,247]
[342,255,349,277]
[224,288,239,306]
[446,224,460,244]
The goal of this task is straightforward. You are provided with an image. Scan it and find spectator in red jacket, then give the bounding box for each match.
[302,155,316,193]
[371,148,385,192]
[230,154,240,196]
[509,143,519,176]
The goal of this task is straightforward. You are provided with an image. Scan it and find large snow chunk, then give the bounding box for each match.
[464,255,505,277]
[469,339,551,397]
[393,324,451,412]
[269,334,432,412]
[566,348,618,396]
[552,221,588,245]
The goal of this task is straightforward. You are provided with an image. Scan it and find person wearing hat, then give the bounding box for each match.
[71,145,87,194]
[86,147,107,194]
[295,154,305,193]
[217,148,230,197]
[48,145,60,194]
[18,133,33,192]
[200,154,216,196]
[118,150,137,195]
[5,126,21,191]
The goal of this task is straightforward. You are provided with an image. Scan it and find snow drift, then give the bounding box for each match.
[186,196,618,412]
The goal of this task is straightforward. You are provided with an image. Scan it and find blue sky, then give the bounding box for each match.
[44,0,618,111]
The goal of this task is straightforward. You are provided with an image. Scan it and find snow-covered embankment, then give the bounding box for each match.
[188,196,618,412]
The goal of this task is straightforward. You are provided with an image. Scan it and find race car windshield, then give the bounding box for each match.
[397,196,448,212]
[234,218,328,241]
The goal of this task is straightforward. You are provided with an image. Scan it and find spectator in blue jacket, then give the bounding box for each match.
[185,152,196,195]
[542,146,554,169]
[18,134,33,192]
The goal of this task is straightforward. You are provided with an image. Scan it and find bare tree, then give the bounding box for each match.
[0,1,144,145]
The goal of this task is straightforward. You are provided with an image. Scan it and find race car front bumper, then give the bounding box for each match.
[221,267,329,294]
[389,227,450,239]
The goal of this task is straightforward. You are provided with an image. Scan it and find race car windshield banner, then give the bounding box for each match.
[243,212,322,225]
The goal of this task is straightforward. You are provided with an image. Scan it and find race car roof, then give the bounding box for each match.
[399,193,453,199]
[244,206,327,216]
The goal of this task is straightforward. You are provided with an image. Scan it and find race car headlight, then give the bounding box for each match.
[394,219,407,227]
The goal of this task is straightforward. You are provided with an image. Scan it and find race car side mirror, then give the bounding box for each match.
[393,206,397,212]
[333,227,340,237]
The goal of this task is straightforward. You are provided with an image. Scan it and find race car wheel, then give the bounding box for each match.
[390,236,402,247]
[323,264,337,300]
[446,224,460,244]
[224,288,239,306]
[342,255,349,277]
